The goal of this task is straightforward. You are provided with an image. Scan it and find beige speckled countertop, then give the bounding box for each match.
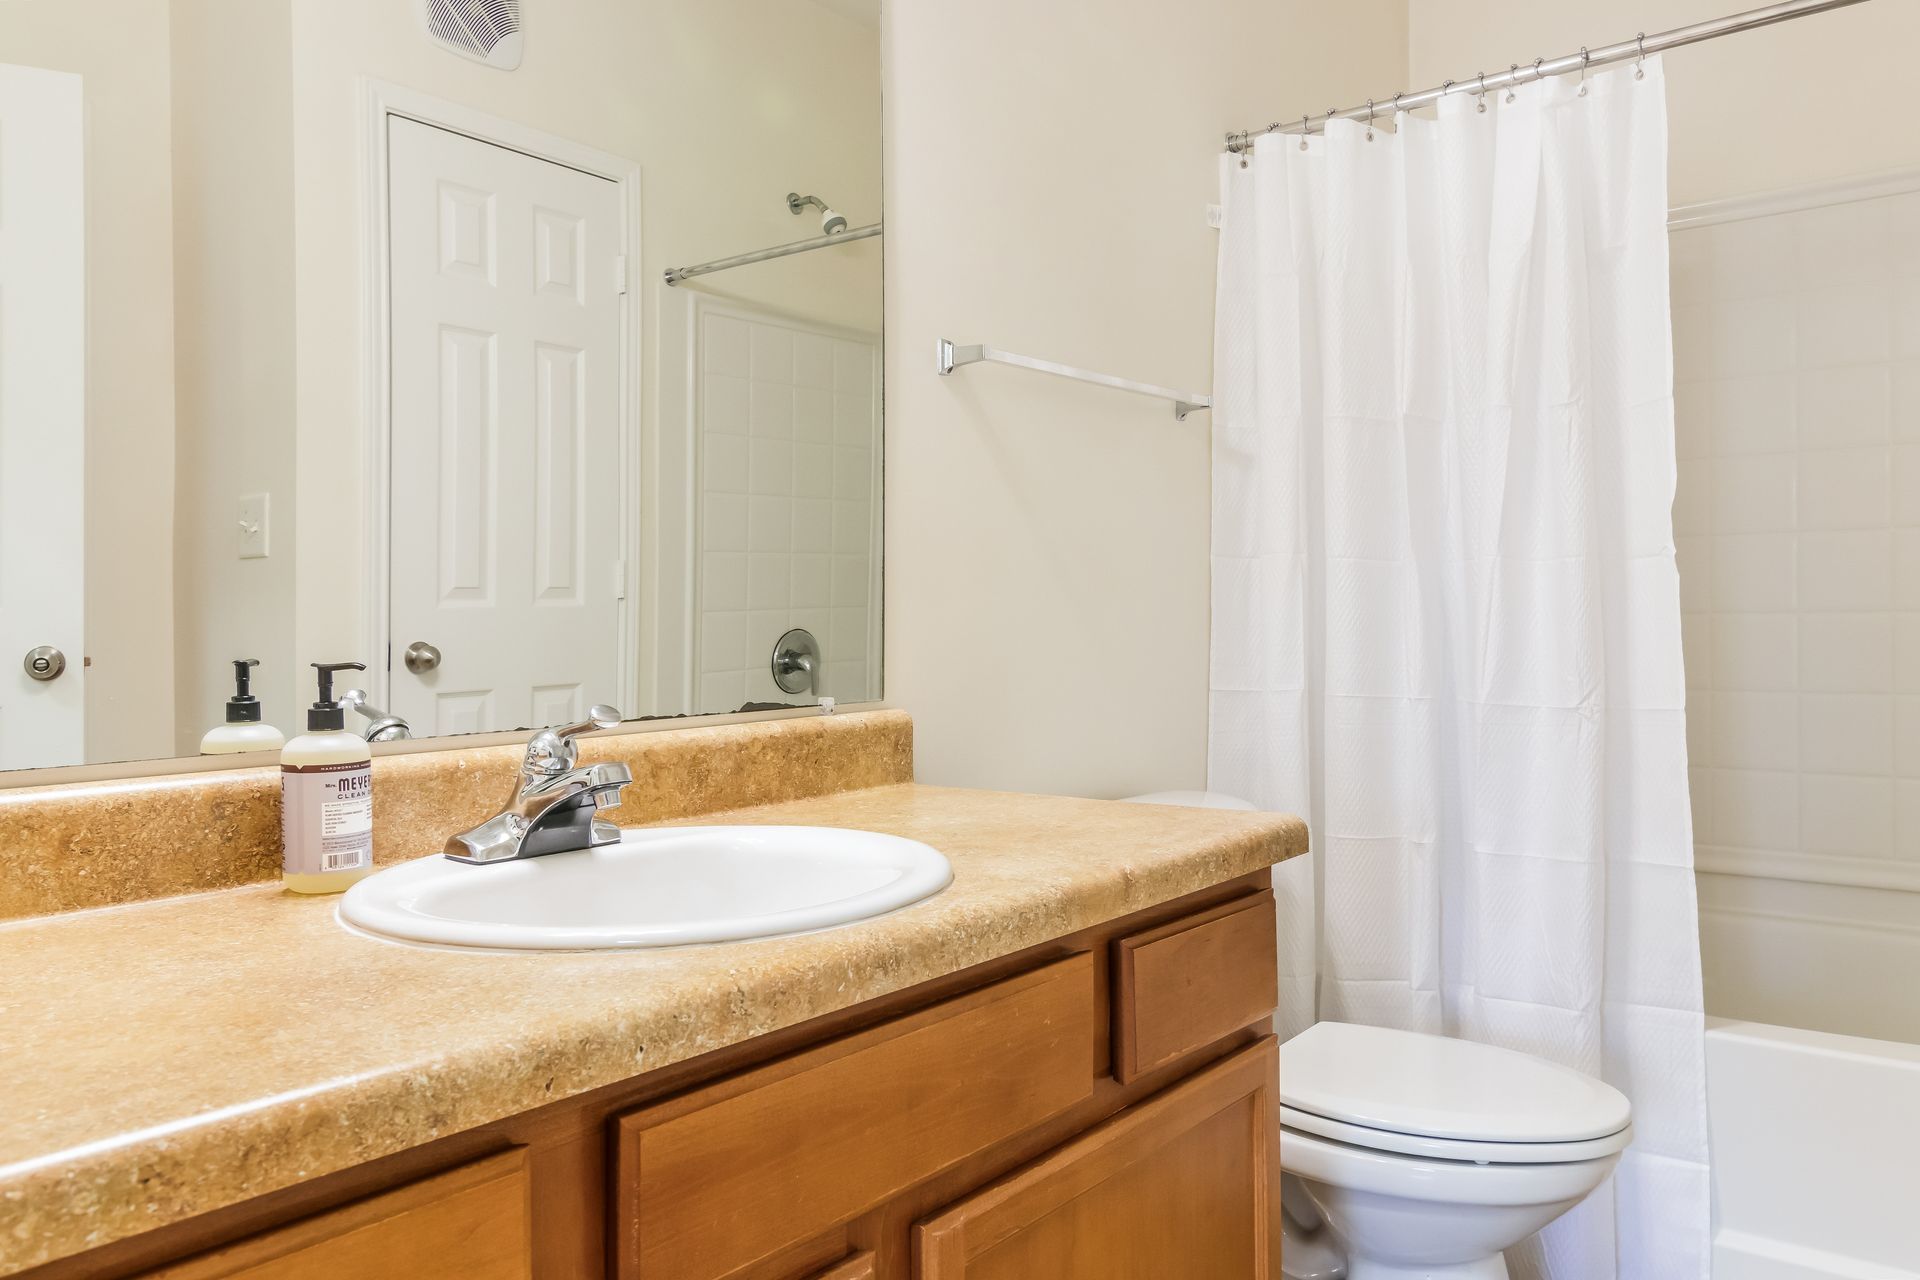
[0,783,1304,1274]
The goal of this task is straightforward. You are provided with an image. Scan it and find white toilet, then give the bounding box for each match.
[1281,1022,1633,1280]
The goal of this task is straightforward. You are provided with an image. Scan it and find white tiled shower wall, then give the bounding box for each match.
[696,309,880,710]
[1673,185,1920,1043]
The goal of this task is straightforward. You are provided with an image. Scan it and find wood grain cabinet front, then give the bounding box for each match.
[135,1149,531,1280]
[803,1252,877,1280]
[913,1038,1283,1280]
[1112,890,1279,1082]
[613,954,1098,1280]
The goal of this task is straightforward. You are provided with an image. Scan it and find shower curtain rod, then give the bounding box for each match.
[663,222,880,286]
[1225,0,1872,152]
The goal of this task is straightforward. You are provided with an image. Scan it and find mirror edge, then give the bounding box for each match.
[0,702,895,794]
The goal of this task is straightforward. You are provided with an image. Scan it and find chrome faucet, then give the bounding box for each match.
[339,689,412,743]
[443,707,632,865]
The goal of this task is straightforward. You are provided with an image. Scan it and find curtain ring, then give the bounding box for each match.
[1365,99,1376,141]
[1533,56,1546,84]
[1392,91,1404,117]
[1476,71,1488,113]
[1577,46,1590,97]
[1505,63,1519,104]
[1636,32,1647,80]
[1300,113,1310,150]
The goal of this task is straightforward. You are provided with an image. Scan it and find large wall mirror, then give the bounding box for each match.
[0,0,882,774]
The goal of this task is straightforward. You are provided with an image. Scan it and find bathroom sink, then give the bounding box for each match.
[338,825,951,951]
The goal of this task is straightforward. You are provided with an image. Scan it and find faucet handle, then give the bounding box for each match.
[556,705,622,739]
[523,705,622,778]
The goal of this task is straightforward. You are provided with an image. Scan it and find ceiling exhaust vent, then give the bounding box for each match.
[417,0,524,70]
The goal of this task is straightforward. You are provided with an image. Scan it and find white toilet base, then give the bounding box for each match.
[1344,1255,1507,1280]
[1283,1127,1623,1280]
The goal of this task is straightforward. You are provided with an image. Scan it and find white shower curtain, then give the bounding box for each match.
[1210,58,1708,1279]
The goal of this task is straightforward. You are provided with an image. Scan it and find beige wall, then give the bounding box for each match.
[4,0,179,763]
[882,0,1409,796]
[1408,0,1920,207]
[169,0,299,752]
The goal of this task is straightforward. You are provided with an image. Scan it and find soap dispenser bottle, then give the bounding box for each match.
[200,659,286,755]
[281,661,374,894]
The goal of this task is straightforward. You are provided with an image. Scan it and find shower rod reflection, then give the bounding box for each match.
[1225,0,1872,151]
[663,222,880,285]
[935,339,1212,422]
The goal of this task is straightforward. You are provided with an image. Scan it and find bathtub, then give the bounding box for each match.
[1708,1018,1920,1279]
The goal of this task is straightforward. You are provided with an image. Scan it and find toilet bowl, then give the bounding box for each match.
[1280,1022,1632,1280]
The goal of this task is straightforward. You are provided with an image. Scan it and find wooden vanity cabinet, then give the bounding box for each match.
[37,872,1280,1280]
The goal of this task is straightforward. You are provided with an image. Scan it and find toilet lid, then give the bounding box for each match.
[1120,790,1257,811]
[1280,1022,1631,1144]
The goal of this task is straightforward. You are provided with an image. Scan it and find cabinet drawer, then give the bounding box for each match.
[141,1149,530,1280]
[1112,891,1277,1082]
[615,953,1096,1280]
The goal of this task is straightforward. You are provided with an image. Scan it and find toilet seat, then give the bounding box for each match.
[1282,1105,1632,1165]
[1281,1022,1632,1162]
[1280,1125,1624,1208]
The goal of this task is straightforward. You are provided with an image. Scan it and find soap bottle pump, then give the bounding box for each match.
[199,659,286,755]
[280,661,374,895]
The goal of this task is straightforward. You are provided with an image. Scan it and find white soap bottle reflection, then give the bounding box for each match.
[198,659,285,755]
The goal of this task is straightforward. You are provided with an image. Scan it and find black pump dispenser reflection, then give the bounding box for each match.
[223,659,263,723]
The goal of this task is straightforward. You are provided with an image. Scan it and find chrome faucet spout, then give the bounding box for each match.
[443,707,631,864]
[339,688,412,742]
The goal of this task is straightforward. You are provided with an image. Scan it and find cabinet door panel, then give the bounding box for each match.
[916,1038,1280,1280]
[140,1150,530,1280]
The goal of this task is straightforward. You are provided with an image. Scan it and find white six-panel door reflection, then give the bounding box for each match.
[386,117,624,737]
[0,64,85,769]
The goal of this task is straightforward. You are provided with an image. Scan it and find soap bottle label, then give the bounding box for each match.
[282,762,374,874]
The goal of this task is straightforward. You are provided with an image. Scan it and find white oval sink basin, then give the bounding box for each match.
[339,825,951,951]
